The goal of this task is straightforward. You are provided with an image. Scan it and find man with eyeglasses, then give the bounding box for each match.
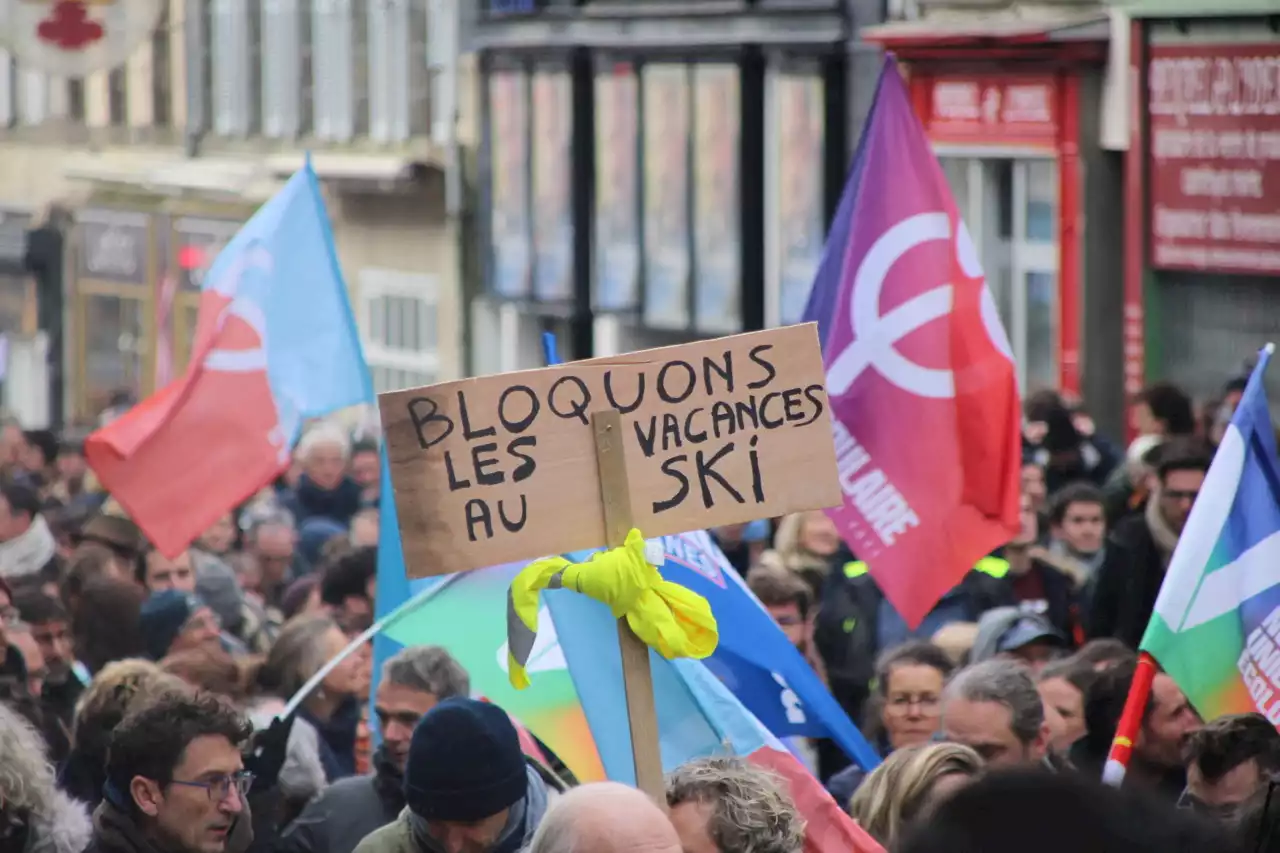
[1180,713,1280,821]
[1087,438,1212,647]
[86,691,254,853]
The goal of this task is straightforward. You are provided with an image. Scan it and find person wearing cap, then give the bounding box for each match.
[139,589,223,661]
[970,607,1067,676]
[354,697,561,853]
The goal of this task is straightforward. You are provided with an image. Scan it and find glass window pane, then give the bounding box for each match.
[1025,160,1057,243]
[0,274,29,335]
[989,160,1013,239]
[85,294,145,413]
[419,300,437,350]
[939,157,970,224]
[370,294,385,344]
[1025,270,1057,392]
[642,64,691,329]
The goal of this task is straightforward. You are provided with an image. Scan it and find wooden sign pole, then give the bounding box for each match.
[591,409,666,804]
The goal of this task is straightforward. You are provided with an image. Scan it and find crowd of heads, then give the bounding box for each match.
[0,370,1276,853]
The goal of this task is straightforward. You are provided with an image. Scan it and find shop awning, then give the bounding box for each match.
[1113,0,1279,16]
[264,152,440,192]
[64,154,281,202]
[862,9,1111,51]
[65,149,444,200]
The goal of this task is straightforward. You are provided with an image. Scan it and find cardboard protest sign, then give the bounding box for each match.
[380,324,841,579]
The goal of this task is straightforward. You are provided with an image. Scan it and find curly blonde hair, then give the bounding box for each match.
[72,658,188,757]
[0,702,58,817]
[848,743,982,848]
[666,757,806,853]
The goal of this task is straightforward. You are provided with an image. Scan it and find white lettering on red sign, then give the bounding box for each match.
[924,76,1058,146]
[932,81,981,121]
[1148,44,1280,276]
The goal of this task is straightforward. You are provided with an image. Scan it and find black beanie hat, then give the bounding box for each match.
[403,697,527,823]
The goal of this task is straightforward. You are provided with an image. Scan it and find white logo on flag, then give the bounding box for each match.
[826,212,1011,400]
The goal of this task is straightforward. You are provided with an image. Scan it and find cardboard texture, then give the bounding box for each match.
[380,324,841,578]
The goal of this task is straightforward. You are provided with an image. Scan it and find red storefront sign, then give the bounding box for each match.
[1148,44,1280,275]
[918,75,1059,147]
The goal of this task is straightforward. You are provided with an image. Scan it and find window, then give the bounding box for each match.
[359,268,439,394]
[211,0,261,136]
[16,69,47,126]
[0,52,13,128]
[108,67,127,126]
[68,77,85,122]
[200,0,437,142]
[262,0,306,138]
[152,6,172,127]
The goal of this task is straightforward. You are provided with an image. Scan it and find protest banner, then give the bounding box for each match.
[380,323,840,800]
[380,323,841,578]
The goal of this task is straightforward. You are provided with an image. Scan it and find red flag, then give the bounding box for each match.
[85,285,289,557]
[749,746,887,853]
[805,58,1021,627]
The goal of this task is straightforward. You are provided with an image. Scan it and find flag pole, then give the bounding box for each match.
[1102,651,1158,787]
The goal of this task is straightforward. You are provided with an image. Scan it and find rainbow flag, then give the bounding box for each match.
[1141,344,1280,722]
[378,561,606,782]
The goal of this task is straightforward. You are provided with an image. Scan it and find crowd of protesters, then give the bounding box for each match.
[1,373,1279,853]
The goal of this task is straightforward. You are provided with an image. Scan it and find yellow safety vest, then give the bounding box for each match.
[842,556,1010,580]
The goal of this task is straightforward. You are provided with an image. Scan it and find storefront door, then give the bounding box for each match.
[941,156,1059,393]
[74,209,155,421]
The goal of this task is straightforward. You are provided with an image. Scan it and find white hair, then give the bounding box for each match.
[297,424,351,462]
[0,702,59,817]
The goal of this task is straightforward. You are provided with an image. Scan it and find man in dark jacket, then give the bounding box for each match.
[1087,439,1211,647]
[353,698,559,853]
[84,691,253,853]
[276,646,472,853]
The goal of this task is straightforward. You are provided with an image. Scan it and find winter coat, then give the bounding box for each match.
[1086,513,1169,648]
[272,702,360,810]
[353,763,554,853]
[275,749,405,853]
[23,788,92,853]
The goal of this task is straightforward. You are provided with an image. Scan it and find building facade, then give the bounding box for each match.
[468,0,1134,437]
[1120,0,1280,417]
[0,0,469,428]
[466,0,884,377]
[861,0,1129,435]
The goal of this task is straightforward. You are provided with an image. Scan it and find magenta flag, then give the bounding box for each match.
[802,57,1022,628]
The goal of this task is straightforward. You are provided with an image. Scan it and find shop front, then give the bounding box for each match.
[1131,22,1280,405]
[71,207,250,422]
[469,0,876,371]
[864,16,1125,428]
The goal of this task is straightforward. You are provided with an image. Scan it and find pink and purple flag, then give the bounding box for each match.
[803,57,1022,628]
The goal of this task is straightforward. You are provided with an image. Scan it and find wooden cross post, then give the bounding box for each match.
[591,409,666,804]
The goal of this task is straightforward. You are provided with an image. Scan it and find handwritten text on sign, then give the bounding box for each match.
[380,325,841,578]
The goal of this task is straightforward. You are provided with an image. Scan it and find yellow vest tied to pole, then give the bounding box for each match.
[506,528,720,690]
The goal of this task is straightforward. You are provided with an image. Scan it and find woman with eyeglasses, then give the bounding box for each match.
[826,641,956,808]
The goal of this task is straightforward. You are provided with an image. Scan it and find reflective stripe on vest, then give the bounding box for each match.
[844,556,1010,580]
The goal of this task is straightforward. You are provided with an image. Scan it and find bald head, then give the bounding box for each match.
[530,782,681,853]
